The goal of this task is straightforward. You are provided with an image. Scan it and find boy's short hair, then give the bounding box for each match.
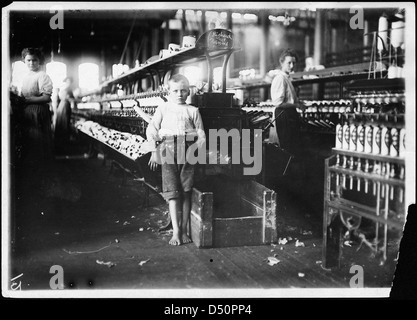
[279,48,299,64]
[21,47,45,65]
[168,74,190,88]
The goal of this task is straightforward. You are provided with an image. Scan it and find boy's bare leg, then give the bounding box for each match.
[181,192,192,244]
[168,198,182,245]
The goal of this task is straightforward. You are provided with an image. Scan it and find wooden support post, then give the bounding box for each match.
[164,19,170,49]
[313,9,323,99]
[363,20,370,47]
[180,10,186,44]
[201,10,206,34]
[305,33,311,57]
[331,27,337,55]
[226,10,234,79]
[151,28,159,57]
[259,11,269,101]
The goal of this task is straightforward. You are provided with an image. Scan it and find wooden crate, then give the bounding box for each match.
[190,175,277,248]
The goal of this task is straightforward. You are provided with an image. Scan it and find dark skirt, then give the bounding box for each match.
[21,104,53,164]
[273,107,302,155]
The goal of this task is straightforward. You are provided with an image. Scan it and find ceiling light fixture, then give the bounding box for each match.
[269,12,296,26]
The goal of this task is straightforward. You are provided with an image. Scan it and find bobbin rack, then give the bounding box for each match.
[322,78,406,268]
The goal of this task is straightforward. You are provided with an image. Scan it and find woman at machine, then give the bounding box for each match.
[271,48,302,108]
[269,48,304,152]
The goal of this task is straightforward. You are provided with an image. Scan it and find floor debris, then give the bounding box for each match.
[96,260,116,268]
[267,257,281,266]
[138,259,150,266]
[278,238,288,245]
[295,240,305,247]
[62,242,112,255]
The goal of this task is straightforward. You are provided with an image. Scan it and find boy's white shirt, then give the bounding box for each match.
[145,101,206,151]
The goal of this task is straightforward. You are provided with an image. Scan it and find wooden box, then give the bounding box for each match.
[190,175,277,248]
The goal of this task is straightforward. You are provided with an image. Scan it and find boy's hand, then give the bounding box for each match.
[148,151,159,171]
[194,138,206,149]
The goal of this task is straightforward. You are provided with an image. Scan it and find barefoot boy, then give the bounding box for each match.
[146,74,206,245]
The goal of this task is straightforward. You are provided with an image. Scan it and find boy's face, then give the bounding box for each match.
[168,81,189,105]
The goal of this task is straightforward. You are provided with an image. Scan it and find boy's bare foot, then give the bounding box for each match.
[182,234,192,244]
[169,236,181,246]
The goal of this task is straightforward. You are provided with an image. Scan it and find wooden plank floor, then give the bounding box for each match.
[6,150,400,297]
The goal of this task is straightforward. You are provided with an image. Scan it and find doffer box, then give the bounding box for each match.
[190,175,277,248]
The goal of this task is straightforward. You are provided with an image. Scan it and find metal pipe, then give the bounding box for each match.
[205,51,213,93]
[221,51,233,93]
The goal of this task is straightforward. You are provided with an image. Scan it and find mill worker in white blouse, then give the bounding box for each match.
[269,48,304,150]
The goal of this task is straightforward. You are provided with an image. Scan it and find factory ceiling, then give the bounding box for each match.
[7,9,177,60]
[6,5,397,62]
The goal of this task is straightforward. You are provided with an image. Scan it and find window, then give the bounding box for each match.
[183,65,203,86]
[46,61,67,88]
[78,62,99,92]
[10,61,28,93]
